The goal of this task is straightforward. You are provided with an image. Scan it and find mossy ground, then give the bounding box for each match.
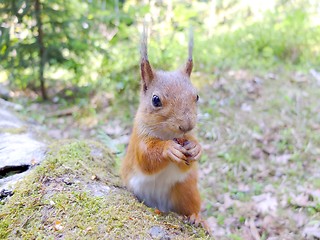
[0,127,27,135]
[0,141,208,239]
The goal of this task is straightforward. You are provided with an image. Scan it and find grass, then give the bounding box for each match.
[0,127,27,134]
[197,69,320,238]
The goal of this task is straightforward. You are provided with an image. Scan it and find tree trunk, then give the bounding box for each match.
[34,0,47,100]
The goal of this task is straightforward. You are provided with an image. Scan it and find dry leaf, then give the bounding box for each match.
[219,193,235,212]
[241,103,252,112]
[251,148,264,159]
[290,193,316,207]
[30,158,37,166]
[91,175,97,180]
[154,209,162,215]
[302,221,320,238]
[206,216,226,237]
[237,183,250,192]
[252,193,278,215]
[274,154,292,165]
[247,218,260,240]
[240,226,256,240]
[201,163,213,175]
[54,220,63,231]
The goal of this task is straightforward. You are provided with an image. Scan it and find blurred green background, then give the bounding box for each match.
[1,0,319,103]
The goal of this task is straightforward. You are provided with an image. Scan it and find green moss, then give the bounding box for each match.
[217,147,250,165]
[0,140,208,239]
[313,178,320,189]
[0,127,27,134]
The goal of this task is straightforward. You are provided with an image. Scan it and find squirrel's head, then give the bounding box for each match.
[137,26,198,140]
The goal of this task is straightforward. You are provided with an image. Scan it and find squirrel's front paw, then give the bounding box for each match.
[184,141,202,161]
[163,140,189,164]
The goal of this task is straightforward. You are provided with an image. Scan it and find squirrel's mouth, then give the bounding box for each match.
[149,127,184,140]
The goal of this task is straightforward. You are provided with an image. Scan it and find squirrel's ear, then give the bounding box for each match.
[140,22,154,92]
[184,26,193,77]
[141,59,154,92]
[184,59,193,77]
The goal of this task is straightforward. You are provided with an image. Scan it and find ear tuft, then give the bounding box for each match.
[184,26,193,77]
[140,22,154,92]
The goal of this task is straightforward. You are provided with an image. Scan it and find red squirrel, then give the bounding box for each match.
[121,26,202,225]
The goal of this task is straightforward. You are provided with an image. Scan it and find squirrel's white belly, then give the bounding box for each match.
[129,163,190,212]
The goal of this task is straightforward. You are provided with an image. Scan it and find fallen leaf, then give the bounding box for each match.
[273,154,292,165]
[219,193,235,212]
[302,221,320,238]
[206,216,226,237]
[201,163,213,175]
[154,209,162,215]
[248,218,260,240]
[262,146,277,155]
[266,73,276,79]
[91,175,97,180]
[310,69,320,86]
[252,193,278,215]
[290,193,316,207]
[240,226,256,240]
[163,222,180,229]
[237,183,250,193]
[289,212,308,228]
[85,226,92,233]
[306,189,320,200]
[54,220,63,231]
[251,148,264,159]
[241,103,252,112]
[31,158,37,166]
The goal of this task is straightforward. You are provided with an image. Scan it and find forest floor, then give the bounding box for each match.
[15,69,320,239]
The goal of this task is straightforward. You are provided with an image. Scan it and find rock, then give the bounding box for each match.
[0,84,10,100]
[0,108,23,129]
[149,226,169,239]
[0,104,46,192]
[0,134,46,169]
[0,98,23,111]
[86,182,111,197]
[0,189,13,199]
[0,141,207,239]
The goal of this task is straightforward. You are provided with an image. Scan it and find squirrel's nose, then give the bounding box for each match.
[179,124,193,133]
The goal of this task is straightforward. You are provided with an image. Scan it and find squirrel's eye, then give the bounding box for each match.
[152,95,162,107]
[196,95,199,102]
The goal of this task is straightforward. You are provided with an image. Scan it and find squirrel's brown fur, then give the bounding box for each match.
[121,25,202,222]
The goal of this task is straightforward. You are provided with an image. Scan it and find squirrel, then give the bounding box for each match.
[121,25,203,225]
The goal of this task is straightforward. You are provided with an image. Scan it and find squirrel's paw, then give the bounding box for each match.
[187,213,201,227]
[163,140,189,165]
[184,141,202,161]
[187,214,212,235]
